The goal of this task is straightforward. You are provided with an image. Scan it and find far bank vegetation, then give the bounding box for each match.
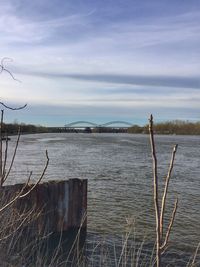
[3,120,200,135]
[129,120,200,135]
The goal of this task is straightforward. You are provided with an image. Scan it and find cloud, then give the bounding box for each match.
[0,11,93,45]
[1,2,200,75]
[15,68,200,89]
[0,1,200,125]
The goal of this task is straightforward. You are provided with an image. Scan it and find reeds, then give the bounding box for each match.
[0,187,199,266]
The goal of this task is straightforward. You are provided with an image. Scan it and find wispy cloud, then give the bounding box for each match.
[0,0,200,124]
[14,67,200,89]
[0,12,93,44]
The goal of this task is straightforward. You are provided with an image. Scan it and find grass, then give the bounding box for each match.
[0,200,199,267]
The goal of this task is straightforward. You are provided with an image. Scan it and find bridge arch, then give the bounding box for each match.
[100,121,133,127]
[64,120,133,128]
[65,121,98,127]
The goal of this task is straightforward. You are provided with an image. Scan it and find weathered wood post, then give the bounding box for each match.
[0,178,87,264]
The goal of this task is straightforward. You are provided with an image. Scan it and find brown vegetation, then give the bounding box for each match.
[128,120,200,135]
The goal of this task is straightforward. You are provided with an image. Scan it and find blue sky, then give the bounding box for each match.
[0,0,200,126]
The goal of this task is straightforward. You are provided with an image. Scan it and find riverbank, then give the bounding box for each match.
[3,120,200,135]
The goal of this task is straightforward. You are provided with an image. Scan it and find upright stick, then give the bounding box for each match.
[0,110,4,181]
[149,114,161,267]
[148,115,179,266]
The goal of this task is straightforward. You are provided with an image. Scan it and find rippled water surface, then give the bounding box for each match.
[6,133,200,262]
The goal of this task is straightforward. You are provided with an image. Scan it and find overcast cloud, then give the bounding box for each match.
[0,0,200,125]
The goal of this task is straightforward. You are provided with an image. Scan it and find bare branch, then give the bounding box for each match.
[0,182,28,212]
[160,144,178,239]
[0,150,48,212]
[149,114,161,267]
[0,57,21,82]
[0,110,3,179]
[1,57,13,66]
[0,102,27,111]
[190,242,200,267]
[0,58,26,110]
[3,127,21,185]
[25,171,33,187]
[160,197,178,251]
[2,132,9,179]
[149,115,180,266]
[19,150,49,198]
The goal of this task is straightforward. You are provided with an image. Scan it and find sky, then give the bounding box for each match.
[0,0,200,126]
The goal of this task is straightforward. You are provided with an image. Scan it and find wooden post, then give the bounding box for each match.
[0,179,87,264]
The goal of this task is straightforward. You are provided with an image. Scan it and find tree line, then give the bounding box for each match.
[2,120,200,135]
[128,120,200,135]
[2,122,48,135]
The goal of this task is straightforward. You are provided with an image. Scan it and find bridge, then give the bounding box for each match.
[64,120,133,128]
[47,121,134,133]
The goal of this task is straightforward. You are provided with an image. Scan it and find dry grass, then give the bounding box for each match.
[0,203,198,267]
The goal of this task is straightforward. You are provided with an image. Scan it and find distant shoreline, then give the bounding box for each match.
[2,120,200,136]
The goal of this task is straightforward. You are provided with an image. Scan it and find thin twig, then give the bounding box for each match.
[190,242,200,267]
[2,132,9,179]
[3,127,21,185]
[0,110,3,180]
[19,150,49,198]
[160,197,178,251]
[160,144,178,239]
[0,151,48,212]
[25,171,33,186]
[0,57,21,82]
[0,183,29,212]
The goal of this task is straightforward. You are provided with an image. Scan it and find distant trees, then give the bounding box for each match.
[127,125,144,134]
[3,120,200,135]
[3,122,48,135]
[1,119,200,135]
[128,120,200,135]
[92,127,127,133]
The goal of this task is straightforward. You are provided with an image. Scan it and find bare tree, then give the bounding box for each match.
[149,114,178,267]
[0,58,49,211]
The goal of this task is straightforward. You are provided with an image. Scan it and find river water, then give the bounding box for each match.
[5,133,200,265]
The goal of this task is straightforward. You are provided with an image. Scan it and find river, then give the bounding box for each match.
[5,133,200,265]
